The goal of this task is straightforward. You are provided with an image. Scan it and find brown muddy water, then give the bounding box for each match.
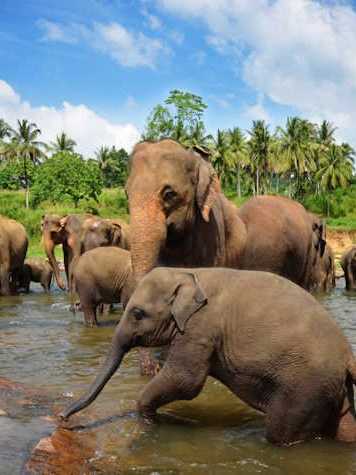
[1,281,356,474]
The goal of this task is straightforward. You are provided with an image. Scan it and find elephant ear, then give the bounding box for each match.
[170,273,208,334]
[312,219,326,257]
[108,220,123,246]
[196,159,221,222]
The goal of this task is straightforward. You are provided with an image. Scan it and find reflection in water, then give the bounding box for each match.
[0,281,356,474]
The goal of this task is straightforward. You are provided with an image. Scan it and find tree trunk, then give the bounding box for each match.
[237,165,241,198]
[24,155,29,209]
[256,169,260,196]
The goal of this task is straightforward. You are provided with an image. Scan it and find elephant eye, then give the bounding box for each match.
[162,186,178,202]
[132,307,147,321]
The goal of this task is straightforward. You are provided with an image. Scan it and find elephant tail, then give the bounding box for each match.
[346,358,356,418]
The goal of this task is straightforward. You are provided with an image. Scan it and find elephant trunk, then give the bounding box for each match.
[59,329,128,419]
[129,197,166,283]
[43,234,65,290]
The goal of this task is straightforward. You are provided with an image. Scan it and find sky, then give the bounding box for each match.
[1,0,356,155]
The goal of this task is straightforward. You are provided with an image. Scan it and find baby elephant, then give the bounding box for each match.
[17,258,53,292]
[60,267,356,446]
[341,246,356,290]
[73,247,131,326]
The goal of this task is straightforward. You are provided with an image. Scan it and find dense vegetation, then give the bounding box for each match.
[0,89,355,235]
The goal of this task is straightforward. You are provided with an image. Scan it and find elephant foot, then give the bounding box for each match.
[138,348,160,376]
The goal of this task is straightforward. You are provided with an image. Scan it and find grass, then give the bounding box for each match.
[0,188,129,259]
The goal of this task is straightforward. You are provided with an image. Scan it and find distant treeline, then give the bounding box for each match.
[0,89,355,217]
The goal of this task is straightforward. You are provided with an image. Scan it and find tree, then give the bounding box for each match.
[247,120,271,195]
[211,129,230,188]
[227,127,248,197]
[276,117,317,198]
[142,89,208,146]
[0,119,12,141]
[8,119,46,208]
[95,146,129,187]
[49,132,77,153]
[31,152,103,207]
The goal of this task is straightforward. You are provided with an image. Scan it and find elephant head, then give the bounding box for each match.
[59,268,207,419]
[41,214,67,290]
[126,139,220,283]
[80,217,128,253]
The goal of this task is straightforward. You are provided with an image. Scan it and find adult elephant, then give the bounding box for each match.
[126,139,324,290]
[41,214,92,290]
[0,216,28,295]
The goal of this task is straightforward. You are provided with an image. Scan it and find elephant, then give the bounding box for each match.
[0,216,28,296]
[126,140,325,290]
[341,247,356,290]
[59,267,356,446]
[16,258,53,293]
[73,247,131,326]
[79,217,130,254]
[308,213,335,292]
[126,139,327,373]
[41,214,93,291]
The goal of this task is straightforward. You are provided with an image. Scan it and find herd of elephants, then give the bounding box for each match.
[3,139,356,448]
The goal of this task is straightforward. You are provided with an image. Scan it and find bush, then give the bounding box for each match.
[31,152,103,207]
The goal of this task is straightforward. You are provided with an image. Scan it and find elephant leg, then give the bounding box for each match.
[336,398,356,442]
[137,361,208,420]
[0,265,11,296]
[63,246,70,289]
[82,303,98,327]
[265,386,340,445]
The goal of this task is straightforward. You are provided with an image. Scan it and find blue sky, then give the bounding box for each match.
[1,0,356,155]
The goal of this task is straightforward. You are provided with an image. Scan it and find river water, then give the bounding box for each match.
[1,281,356,474]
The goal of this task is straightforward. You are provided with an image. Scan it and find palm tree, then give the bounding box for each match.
[211,129,231,187]
[49,132,76,153]
[95,146,112,173]
[227,127,248,197]
[276,117,316,197]
[316,143,354,216]
[317,120,337,147]
[10,119,46,208]
[247,120,271,195]
[0,119,13,141]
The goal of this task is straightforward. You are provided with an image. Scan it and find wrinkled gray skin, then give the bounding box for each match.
[0,216,28,296]
[341,247,356,291]
[73,247,131,326]
[60,267,356,445]
[16,258,53,293]
[80,217,130,254]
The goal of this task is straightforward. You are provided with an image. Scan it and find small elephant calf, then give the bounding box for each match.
[60,267,356,445]
[73,247,131,326]
[17,258,53,292]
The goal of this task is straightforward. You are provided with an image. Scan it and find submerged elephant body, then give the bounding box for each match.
[341,247,356,291]
[60,267,356,445]
[17,258,53,293]
[73,247,131,326]
[127,140,325,291]
[0,216,28,295]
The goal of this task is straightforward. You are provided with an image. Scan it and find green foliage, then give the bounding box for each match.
[95,146,129,187]
[31,152,103,207]
[142,89,209,148]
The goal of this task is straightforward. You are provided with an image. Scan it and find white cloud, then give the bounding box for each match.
[92,22,168,68]
[37,19,169,69]
[169,30,185,45]
[0,80,140,156]
[157,0,356,145]
[141,9,163,30]
[37,19,77,44]
[243,96,271,123]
